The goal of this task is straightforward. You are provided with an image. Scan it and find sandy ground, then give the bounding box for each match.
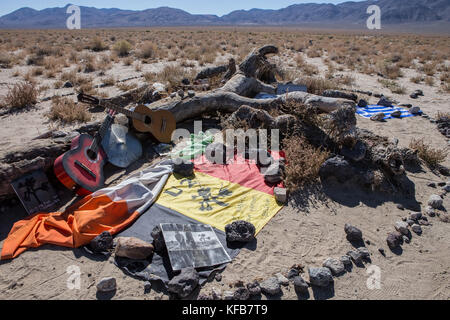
[0,45,449,300]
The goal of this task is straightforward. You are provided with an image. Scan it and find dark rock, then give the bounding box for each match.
[410,93,418,99]
[63,81,73,88]
[319,156,354,183]
[323,258,345,276]
[260,277,281,296]
[357,99,368,108]
[233,287,250,300]
[357,247,370,260]
[377,96,393,107]
[341,140,367,162]
[370,112,386,121]
[187,90,195,98]
[247,281,261,296]
[287,268,300,280]
[293,276,309,294]
[275,273,289,286]
[215,273,222,282]
[410,212,422,221]
[378,248,386,256]
[340,255,352,267]
[173,159,194,177]
[274,187,287,204]
[151,226,166,253]
[262,162,283,184]
[144,281,152,293]
[387,231,403,249]
[90,231,113,253]
[97,277,116,292]
[403,235,410,244]
[397,204,405,210]
[308,267,333,287]
[428,194,443,209]
[177,89,185,98]
[344,224,363,242]
[391,110,402,118]
[411,224,422,235]
[347,250,363,265]
[168,268,199,299]
[395,221,409,235]
[181,78,190,85]
[225,220,255,243]
[427,183,437,188]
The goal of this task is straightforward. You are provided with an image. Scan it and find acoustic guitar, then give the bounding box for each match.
[53,110,116,196]
[77,93,176,143]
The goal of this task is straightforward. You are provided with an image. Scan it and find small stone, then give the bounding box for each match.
[90,231,113,253]
[177,89,185,98]
[144,281,152,293]
[344,224,363,242]
[414,89,424,96]
[403,236,410,244]
[214,273,222,282]
[347,250,363,264]
[262,162,282,184]
[97,277,116,292]
[406,219,415,226]
[247,281,261,296]
[358,99,368,108]
[187,90,195,98]
[274,187,287,204]
[410,106,421,114]
[181,78,190,85]
[395,221,410,235]
[225,220,256,243]
[428,194,443,209]
[340,255,352,267]
[391,110,402,118]
[260,277,282,296]
[323,258,345,276]
[223,291,234,300]
[233,287,250,300]
[427,183,437,188]
[173,159,194,176]
[410,212,422,221]
[370,112,386,121]
[63,81,73,88]
[425,206,436,217]
[410,93,418,99]
[114,237,154,260]
[378,248,386,256]
[170,92,177,98]
[387,231,403,249]
[411,224,422,235]
[419,220,430,226]
[151,226,165,253]
[167,268,199,299]
[377,96,393,107]
[357,247,370,260]
[287,268,300,280]
[275,273,289,286]
[397,204,405,210]
[308,267,333,287]
[293,276,309,294]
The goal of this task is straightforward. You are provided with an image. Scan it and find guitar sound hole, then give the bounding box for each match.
[144,116,152,125]
[86,149,97,161]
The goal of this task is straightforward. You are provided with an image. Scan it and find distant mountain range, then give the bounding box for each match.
[0,0,449,29]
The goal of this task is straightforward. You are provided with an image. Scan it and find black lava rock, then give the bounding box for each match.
[90,231,113,253]
[344,224,363,242]
[168,268,199,299]
[225,220,256,243]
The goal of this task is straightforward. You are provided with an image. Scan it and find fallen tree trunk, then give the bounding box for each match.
[150,90,356,123]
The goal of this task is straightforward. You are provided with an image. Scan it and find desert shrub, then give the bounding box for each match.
[376,61,402,79]
[138,41,159,59]
[283,135,330,191]
[90,37,108,52]
[113,40,132,57]
[409,138,447,168]
[47,97,91,123]
[0,52,12,68]
[294,76,337,95]
[1,82,38,110]
[425,76,435,86]
[378,79,406,94]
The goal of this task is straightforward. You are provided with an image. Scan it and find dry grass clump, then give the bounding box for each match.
[47,97,91,123]
[0,52,12,68]
[113,40,132,57]
[138,41,159,59]
[144,64,195,91]
[409,138,447,168]
[90,37,108,52]
[295,76,337,95]
[1,82,38,110]
[283,135,329,191]
[378,79,406,94]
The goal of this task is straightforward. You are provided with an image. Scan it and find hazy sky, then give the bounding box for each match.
[0,1,350,17]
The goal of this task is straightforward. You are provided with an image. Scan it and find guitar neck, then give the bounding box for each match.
[91,114,114,153]
[97,99,146,122]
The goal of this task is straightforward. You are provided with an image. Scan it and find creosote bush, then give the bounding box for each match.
[283,135,330,191]
[2,82,38,110]
[409,138,447,168]
[113,40,132,57]
[47,97,91,124]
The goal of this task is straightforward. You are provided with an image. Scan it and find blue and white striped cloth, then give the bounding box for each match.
[356,105,421,120]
